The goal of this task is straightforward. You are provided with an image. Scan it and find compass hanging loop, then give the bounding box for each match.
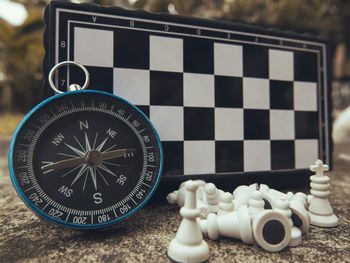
[48,61,90,94]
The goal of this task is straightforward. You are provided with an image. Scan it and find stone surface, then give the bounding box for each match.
[0,141,350,263]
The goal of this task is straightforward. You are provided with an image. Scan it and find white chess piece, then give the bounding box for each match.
[217,192,234,216]
[308,160,339,227]
[167,180,210,263]
[252,210,291,252]
[167,180,206,207]
[199,206,254,244]
[202,183,220,213]
[200,207,291,252]
[289,194,310,233]
[248,190,265,219]
[233,184,256,209]
[274,198,302,247]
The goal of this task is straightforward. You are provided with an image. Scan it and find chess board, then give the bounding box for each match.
[43,1,332,183]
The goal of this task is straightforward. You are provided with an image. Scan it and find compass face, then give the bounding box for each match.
[9,91,163,229]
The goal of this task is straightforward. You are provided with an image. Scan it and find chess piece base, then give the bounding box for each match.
[167,238,209,263]
[309,212,339,227]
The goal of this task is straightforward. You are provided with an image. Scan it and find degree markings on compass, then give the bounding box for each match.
[66,212,71,222]
[113,208,118,218]
[31,123,40,129]
[50,110,56,117]
[111,104,115,111]
[17,166,29,169]
[142,182,151,188]
[146,146,154,149]
[42,202,49,211]
[92,100,95,107]
[126,114,132,121]
[138,128,146,133]
[147,164,155,168]
[131,197,137,206]
[24,186,35,192]
[18,143,30,147]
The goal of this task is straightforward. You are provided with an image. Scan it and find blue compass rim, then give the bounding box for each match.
[8,90,164,229]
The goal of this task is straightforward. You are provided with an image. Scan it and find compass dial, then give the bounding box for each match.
[9,90,163,229]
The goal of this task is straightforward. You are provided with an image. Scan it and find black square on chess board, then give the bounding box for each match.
[46,2,331,179]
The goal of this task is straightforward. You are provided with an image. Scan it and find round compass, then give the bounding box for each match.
[9,90,163,229]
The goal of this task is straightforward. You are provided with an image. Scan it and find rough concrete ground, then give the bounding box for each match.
[0,139,349,263]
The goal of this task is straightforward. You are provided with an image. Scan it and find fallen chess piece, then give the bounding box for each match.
[167,180,210,263]
[259,184,310,234]
[273,198,302,247]
[199,207,291,252]
[308,159,339,227]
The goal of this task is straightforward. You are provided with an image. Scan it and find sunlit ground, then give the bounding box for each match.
[0,114,24,137]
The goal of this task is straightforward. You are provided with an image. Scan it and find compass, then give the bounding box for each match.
[8,63,163,229]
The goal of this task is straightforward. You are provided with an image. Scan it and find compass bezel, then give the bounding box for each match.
[8,90,163,229]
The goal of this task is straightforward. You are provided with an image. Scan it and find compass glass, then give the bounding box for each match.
[9,91,162,228]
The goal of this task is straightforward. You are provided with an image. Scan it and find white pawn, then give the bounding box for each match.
[274,198,302,247]
[217,192,234,216]
[167,180,210,263]
[308,159,339,227]
[202,183,220,213]
[248,190,265,219]
[167,180,206,207]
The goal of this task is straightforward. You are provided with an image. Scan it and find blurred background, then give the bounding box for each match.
[0,0,350,137]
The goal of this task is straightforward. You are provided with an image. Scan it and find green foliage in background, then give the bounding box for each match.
[0,0,349,113]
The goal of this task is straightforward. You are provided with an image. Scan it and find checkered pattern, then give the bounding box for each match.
[71,28,320,176]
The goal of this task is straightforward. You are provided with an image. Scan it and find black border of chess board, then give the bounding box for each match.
[43,1,333,188]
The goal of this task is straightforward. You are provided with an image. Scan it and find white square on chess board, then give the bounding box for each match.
[184,73,214,107]
[244,140,271,172]
[184,141,215,175]
[294,81,318,111]
[295,139,319,169]
[114,68,150,105]
[214,43,243,77]
[150,35,183,72]
[74,27,114,67]
[270,110,295,140]
[215,108,243,140]
[150,106,183,141]
[269,49,294,81]
[243,77,270,109]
